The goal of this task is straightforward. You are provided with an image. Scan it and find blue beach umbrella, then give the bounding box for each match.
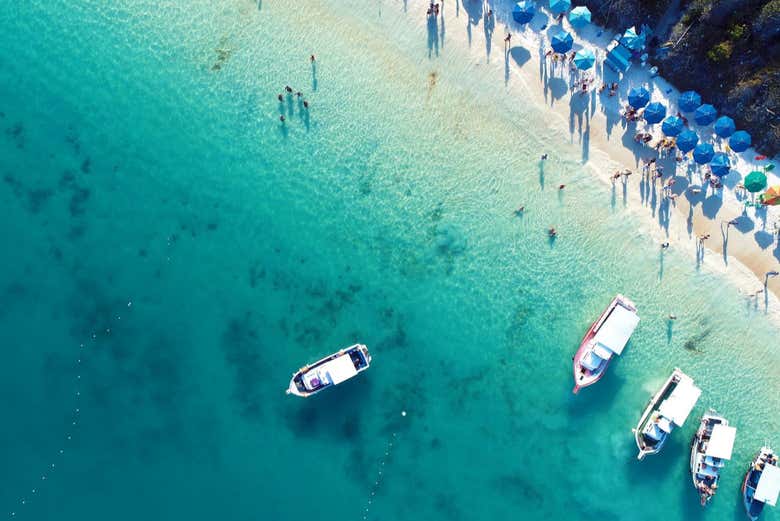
[678,91,702,112]
[573,48,595,70]
[512,1,536,24]
[643,102,666,124]
[551,31,574,53]
[729,130,752,152]
[620,27,644,51]
[693,143,714,164]
[713,116,736,138]
[694,104,717,126]
[710,153,731,177]
[662,116,684,137]
[569,6,591,27]
[627,86,650,109]
[676,130,699,153]
[549,0,571,15]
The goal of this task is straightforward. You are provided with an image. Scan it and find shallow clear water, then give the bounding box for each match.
[0,1,778,520]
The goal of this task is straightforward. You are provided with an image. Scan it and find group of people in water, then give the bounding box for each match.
[276,56,315,123]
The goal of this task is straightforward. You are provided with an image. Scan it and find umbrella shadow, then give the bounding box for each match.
[701,193,722,219]
[510,46,531,67]
[755,230,775,250]
[546,77,568,104]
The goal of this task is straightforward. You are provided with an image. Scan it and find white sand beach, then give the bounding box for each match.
[409,0,780,319]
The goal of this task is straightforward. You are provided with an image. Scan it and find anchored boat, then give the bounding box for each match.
[690,411,736,505]
[572,294,639,394]
[743,446,780,521]
[633,368,701,460]
[286,344,371,397]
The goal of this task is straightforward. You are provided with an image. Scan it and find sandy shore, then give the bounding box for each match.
[414,0,780,321]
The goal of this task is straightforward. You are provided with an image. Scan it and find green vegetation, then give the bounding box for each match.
[727,24,747,41]
[706,41,733,63]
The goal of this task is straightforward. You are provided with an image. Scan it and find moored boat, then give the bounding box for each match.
[572,294,639,394]
[286,344,371,397]
[633,368,701,460]
[689,411,736,505]
[743,446,780,520]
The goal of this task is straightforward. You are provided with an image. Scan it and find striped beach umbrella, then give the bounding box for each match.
[713,116,736,138]
[710,153,731,177]
[551,31,574,53]
[694,104,717,126]
[549,0,571,15]
[662,116,684,137]
[512,1,536,24]
[729,130,752,152]
[643,102,666,124]
[693,143,714,164]
[573,48,595,70]
[679,91,701,112]
[744,171,768,193]
[569,6,591,27]
[628,86,650,109]
[760,185,780,205]
[676,130,699,153]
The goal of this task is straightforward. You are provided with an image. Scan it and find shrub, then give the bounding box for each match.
[707,41,733,62]
[728,23,747,40]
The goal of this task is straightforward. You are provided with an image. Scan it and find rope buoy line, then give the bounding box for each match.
[7,299,133,519]
[362,410,406,520]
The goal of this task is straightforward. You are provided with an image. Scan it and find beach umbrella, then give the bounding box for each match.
[760,185,780,205]
[662,116,684,137]
[620,27,644,51]
[549,0,571,15]
[713,116,736,138]
[643,102,666,124]
[694,104,718,126]
[678,91,702,112]
[744,171,768,193]
[573,48,595,70]
[627,86,650,109]
[551,31,574,53]
[512,1,536,24]
[710,152,731,177]
[569,6,591,27]
[693,143,714,164]
[729,130,752,153]
[676,130,699,153]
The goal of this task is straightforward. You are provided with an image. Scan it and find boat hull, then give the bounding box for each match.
[286,344,371,397]
[742,447,774,521]
[690,412,727,506]
[572,294,637,394]
[633,369,684,459]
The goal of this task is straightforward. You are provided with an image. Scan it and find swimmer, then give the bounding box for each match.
[303,100,309,109]
[285,85,293,93]
[558,184,566,190]
[280,115,285,122]
[540,153,548,160]
[310,54,316,62]
[277,94,283,102]
[548,227,557,237]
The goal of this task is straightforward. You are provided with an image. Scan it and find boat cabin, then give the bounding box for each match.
[302,354,360,392]
[581,304,639,370]
[643,378,701,442]
[698,424,736,478]
[754,464,780,507]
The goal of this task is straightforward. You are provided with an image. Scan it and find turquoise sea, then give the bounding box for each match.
[1,1,778,520]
